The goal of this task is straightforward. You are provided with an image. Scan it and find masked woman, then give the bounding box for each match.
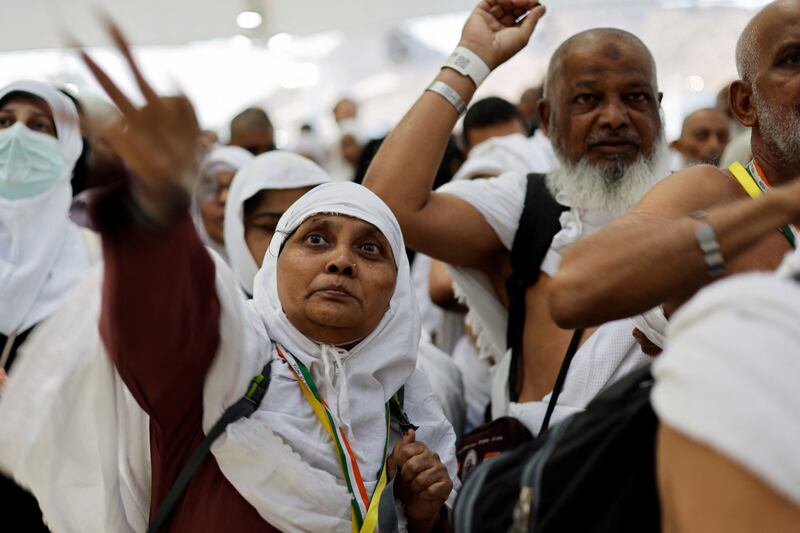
[0,28,456,533]
[0,80,93,532]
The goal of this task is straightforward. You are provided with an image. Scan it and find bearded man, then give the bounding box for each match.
[547,3,800,526]
[364,0,669,433]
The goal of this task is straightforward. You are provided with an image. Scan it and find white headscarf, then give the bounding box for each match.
[0,80,87,337]
[223,151,330,294]
[193,145,253,259]
[250,181,420,485]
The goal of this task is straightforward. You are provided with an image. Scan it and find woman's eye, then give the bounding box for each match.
[305,233,327,246]
[360,242,380,255]
[0,117,13,127]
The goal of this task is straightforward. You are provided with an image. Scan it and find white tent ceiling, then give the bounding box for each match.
[1,0,770,51]
[0,0,773,145]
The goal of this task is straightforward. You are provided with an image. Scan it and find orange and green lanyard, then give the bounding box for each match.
[729,159,798,248]
[274,343,389,533]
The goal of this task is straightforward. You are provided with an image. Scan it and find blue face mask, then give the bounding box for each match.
[0,122,63,200]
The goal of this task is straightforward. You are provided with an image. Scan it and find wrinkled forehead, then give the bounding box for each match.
[553,39,657,94]
[754,4,800,70]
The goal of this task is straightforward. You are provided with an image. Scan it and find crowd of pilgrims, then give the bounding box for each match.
[1,0,800,531]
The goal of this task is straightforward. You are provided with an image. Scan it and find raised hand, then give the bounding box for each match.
[387,430,453,532]
[459,0,546,70]
[78,20,201,224]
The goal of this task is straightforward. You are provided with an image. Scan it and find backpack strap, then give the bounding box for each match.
[505,173,569,401]
[146,362,273,533]
[390,386,418,434]
[538,329,584,436]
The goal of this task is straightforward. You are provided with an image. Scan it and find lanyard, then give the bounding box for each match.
[274,343,389,533]
[728,160,798,248]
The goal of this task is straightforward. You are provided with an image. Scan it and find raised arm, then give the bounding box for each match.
[364,0,545,269]
[549,164,800,328]
[82,24,219,430]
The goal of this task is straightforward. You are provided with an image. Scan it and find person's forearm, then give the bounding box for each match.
[550,191,799,328]
[93,181,220,426]
[364,69,476,218]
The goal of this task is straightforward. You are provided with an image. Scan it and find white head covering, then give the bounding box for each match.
[251,181,420,492]
[0,80,87,336]
[223,151,330,295]
[192,145,253,259]
[653,251,800,506]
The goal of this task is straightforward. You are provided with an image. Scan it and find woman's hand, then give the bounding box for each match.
[78,21,201,224]
[387,430,453,532]
[458,0,546,70]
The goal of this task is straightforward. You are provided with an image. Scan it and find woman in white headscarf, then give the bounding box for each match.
[0,80,90,532]
[224,150,330,295]
[225,152,466,436]
[193,145,253,259]
[0,33,456,531]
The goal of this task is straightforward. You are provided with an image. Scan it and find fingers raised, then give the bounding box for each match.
[106,19,161,107]
[79,50,137,116]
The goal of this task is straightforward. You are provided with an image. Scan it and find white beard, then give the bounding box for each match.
[545,140,671,217]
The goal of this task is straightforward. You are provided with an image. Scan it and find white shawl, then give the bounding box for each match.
[652,250,800,507]
[0,81,88,338]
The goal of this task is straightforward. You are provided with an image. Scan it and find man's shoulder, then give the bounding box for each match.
[636,164,747,217]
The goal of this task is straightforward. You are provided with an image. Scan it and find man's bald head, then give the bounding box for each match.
[230,107,275,155]
[672,108,731,165]
[731,0,800,173]
[544,29,657,98]
[735,0,798,82]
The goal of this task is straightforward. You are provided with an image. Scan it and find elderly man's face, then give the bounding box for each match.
[541,40,662,179]
[674,109,731,166]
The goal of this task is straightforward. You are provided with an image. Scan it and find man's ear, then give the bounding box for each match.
[658,92,664,104]
[538,98,552,137]
[730,80,757,128]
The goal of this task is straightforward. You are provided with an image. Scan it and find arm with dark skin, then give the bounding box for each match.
[549,164,800,328]
[363,1,546,270]
[81,23,219,431]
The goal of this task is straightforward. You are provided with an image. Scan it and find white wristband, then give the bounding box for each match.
[426,81,467,116]
[444,46,491,88]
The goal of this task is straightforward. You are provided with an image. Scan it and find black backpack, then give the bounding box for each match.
[455,173,575,480]
[454,363,660,533]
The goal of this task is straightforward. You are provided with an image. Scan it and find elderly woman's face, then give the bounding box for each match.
[277,214,397,345]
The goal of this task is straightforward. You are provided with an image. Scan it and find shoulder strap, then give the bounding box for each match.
[538,329,584,436]
[506,173,569,401]
[146,362,272,533]
[390,386,418,434]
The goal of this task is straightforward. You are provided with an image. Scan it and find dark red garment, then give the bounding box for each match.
[93,183,278,533]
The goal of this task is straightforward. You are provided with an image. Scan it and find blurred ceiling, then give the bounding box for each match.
[0,0,770,51]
